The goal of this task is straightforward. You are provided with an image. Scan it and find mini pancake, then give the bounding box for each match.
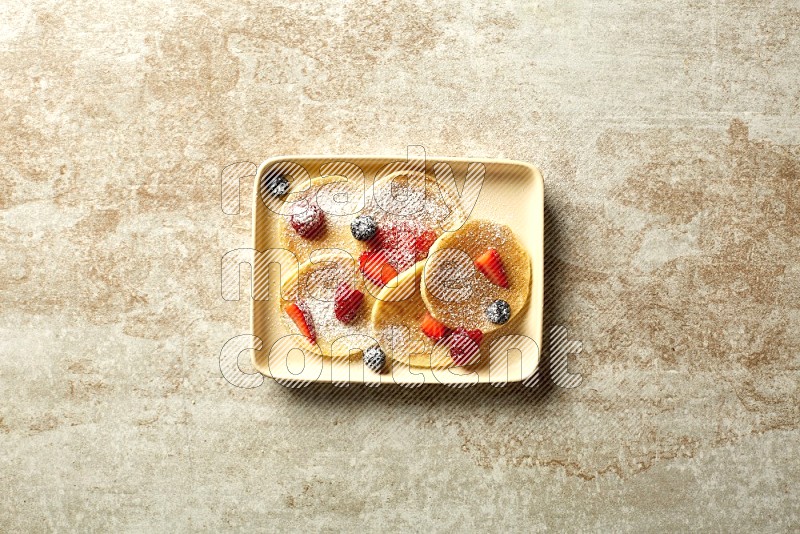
[370,261,458,369]
[421,219,531,334]
[357,170,465,278]
[280,251,376,359]
[278,174,367,264]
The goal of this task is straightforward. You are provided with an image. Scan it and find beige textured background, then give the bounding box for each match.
[1,1,798,531]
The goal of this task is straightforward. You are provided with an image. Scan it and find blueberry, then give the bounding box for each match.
[350,215,378,241]
[485,299,511,324]
[263,171,290,197]
[363,345,386,373]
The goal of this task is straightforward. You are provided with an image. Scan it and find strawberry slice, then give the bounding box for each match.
[474,248,508,288]
[448,327,482,366]
[334,280,364,324]
[374,221,415,252]
[284,300,316,343]
[359,250,399,286]
[376,222,438,261]
[415,228,437,260]
[464,328,483,346]
[421,311,450,341]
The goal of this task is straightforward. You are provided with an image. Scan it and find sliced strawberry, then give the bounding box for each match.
[333,280,364,324]
[474,248,508,288]
[421,311,450,341]
[359,250,399,286]
[414,228,437,260]
[381,263,400,285]
[464,328,483,346]
[379,262,399,285]
[374,221,415,252]
[284,300,316,343]
[358,250,380,284]
[448,327,481,366]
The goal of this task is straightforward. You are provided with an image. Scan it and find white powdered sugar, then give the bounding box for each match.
[364,173,456,231]
[303,293,370,343]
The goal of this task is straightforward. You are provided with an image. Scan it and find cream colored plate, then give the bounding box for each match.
[251,156,543,385]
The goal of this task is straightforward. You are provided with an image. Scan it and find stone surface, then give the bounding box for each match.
[1,1,798,531]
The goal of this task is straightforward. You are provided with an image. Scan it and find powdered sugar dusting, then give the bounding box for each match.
[364,172,458,232]
[421,220,528,331]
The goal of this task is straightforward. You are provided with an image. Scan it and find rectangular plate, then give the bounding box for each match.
[251,155,543,385]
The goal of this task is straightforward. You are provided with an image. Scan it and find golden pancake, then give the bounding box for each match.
[358,170,463,270]
[279,251,376,359]
[370,261,457,369]
[277,174,367,264]
[421,219,531,334]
